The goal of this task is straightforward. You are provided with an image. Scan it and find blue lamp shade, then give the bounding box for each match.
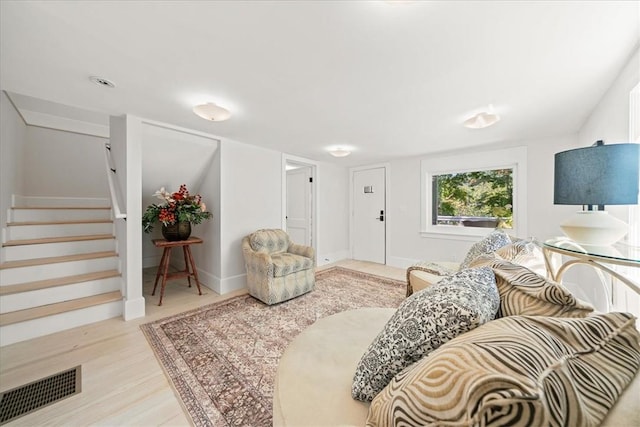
[554,143,639,207]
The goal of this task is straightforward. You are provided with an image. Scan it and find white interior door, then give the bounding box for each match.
[352,167,386,264]
[286,166,312,246]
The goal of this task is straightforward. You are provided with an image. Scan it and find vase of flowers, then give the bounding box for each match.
[142,184,212,241]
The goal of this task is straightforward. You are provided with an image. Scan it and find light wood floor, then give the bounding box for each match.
[0,260,405,426]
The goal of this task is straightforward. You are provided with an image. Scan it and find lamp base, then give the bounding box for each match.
[560,211,629,246]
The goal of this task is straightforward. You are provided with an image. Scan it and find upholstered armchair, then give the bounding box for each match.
[242,229,316,305]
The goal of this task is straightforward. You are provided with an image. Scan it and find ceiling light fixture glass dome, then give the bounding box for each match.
[328,148,351,157]
[463,105,500,129]
[193,102,231,121]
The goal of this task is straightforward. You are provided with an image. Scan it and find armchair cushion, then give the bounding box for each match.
[249,229,290,254]
[271,253,314,277]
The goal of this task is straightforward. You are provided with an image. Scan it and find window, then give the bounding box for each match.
[421,146,527,239]
[432,168,513,229]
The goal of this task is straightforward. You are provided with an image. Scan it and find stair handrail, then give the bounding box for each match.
[104,143,127,219]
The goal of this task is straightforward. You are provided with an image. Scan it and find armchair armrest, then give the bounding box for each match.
[288,243,316,266]
[242,237,273,272]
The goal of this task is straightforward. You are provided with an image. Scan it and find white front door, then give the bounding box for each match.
[286,166,312,246]
[352,167,386,264]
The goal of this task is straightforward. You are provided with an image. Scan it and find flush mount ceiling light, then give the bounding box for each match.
[89,76,115,88]
[328,148,351,157]
[463,105,500,129]
[193,102,231,121]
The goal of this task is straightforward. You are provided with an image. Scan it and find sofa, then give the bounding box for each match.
[273,308,640,426]
[274,230,640,426]
[241,229,315,305]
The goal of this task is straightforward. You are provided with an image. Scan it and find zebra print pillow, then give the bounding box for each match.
[367,312,640,427]
[352,267,499,402]
[480,259,593,318]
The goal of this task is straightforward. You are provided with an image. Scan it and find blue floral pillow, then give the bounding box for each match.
[351,267,500,402]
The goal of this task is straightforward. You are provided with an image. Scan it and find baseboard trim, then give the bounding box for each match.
[317,250,350,267]
[123,296,145,320]
[386,256,421,269]
[196,269,247,295]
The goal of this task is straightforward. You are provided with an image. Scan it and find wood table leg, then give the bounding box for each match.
[152,247,170,296]
[182,246,192,288]
[185,245,202,296]
[158,247,172,306]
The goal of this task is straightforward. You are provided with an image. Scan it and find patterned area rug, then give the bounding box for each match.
[141,266,405,427]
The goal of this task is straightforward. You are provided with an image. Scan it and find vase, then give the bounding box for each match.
[162,222,192,241]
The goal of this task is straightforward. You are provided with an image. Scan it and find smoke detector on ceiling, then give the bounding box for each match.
[89,76,116,88]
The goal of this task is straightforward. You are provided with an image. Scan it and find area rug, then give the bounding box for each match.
[141,266,405,427]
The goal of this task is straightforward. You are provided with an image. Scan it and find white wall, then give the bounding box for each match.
[576,46,639,314]
[579,47,639,225]
[0,91,26,249]
[386,135,579,268]
[316,161,350,264]
[218,139,283,293]
[22,126,108,197]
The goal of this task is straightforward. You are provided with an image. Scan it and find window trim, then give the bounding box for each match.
[420,146,528,239]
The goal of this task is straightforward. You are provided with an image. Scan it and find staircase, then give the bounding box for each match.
[0,197,123,346]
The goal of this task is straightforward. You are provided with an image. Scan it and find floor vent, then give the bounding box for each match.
[0,366,81,425]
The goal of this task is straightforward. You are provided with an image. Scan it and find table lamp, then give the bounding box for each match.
[553,141,639,246]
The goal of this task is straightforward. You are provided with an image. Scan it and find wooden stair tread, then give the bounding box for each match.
[12,206,111,210]
[0,291,122,326]
[0,270,121,295]
[0,251,117,270]
[3,234,115,247]
[7,219,113,226]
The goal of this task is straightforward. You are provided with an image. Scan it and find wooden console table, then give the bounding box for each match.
[152,236,203,306]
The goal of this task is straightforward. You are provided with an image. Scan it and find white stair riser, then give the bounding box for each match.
[10,209,111,222]
[7,222,113,240]
[13,196,110,208]
[2,238,116,261]
[1,257,119,286]
[0,301,122,347]
[1,277,122,313]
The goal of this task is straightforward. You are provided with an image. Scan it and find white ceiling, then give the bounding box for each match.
[1,1,638,166]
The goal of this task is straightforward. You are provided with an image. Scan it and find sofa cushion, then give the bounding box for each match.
[351,267,499,402]
[249,229,290,254]
[469,238,546,276]
[271,253,314,277]
[459,229,511,270]
[486,259,593,318]
[367,312,640,427]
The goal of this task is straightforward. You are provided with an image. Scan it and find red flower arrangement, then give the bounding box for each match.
[142,184,212,233]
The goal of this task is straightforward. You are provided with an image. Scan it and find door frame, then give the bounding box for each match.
[282,154,318,256]
[349,163,390,264]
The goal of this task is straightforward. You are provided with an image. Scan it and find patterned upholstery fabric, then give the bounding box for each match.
[352,267,499,402]
[469,238,546,276]
[459,229,511,270]
[367,312,640,427]
[483,259,593,318]
[242,229,315,305]
[249,229,290,254]
[271,253,314,277]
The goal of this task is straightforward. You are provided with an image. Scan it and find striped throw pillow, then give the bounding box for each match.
[367,312,640,427]
[481,259,593,318]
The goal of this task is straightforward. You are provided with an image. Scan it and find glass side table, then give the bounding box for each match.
[543,237,640,311]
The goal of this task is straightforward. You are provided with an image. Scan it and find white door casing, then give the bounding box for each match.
[352,167,386,264]
[286,166,312,246]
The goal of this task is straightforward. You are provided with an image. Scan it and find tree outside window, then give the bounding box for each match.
[432,168,513,229]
